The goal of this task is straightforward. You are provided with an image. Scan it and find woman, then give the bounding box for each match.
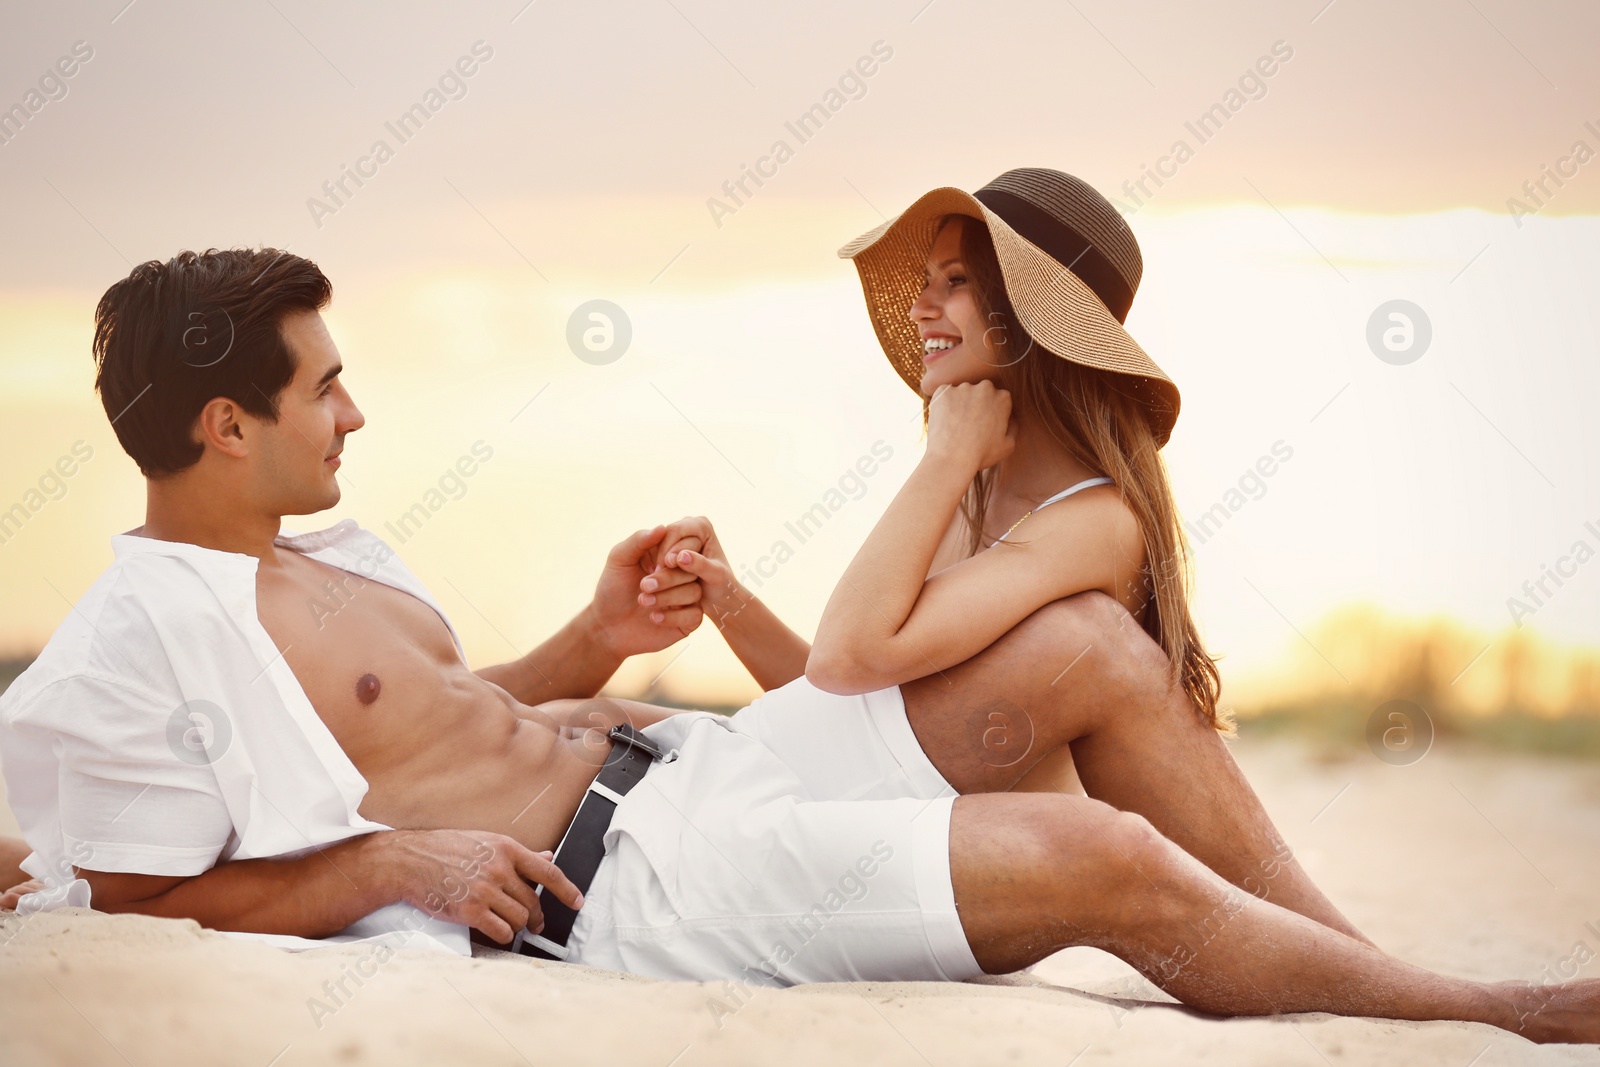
[643,169,1392,965]
[808,168,1226,740]
[623,175,1600,1034]
[650,168,1225,787]
[0,834,37,908]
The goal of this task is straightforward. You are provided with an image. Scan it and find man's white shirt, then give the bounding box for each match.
[0,520,471,953]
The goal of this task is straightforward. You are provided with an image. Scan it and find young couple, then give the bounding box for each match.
[1,168,1594,1043]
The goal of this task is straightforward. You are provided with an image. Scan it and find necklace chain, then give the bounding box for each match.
[1000,508,1036,541]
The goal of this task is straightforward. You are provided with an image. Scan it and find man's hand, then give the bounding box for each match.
[589,526,704,658]
[388,829,584,946]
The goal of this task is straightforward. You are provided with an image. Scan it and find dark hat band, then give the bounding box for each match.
[972,187,1135,324]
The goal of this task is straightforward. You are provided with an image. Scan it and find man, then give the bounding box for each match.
[0,249,1593,1043]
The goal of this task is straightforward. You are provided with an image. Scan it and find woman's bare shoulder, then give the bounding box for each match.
[1013,483,1145,564]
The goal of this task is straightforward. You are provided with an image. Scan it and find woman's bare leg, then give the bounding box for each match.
[949,792,1600,1043]
[1009,744,1086,795]
[902,592,1373,945]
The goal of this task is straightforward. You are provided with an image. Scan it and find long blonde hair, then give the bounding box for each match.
[933,215,1231,733]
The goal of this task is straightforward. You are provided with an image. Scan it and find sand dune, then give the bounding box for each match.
[4,736,1599,1065]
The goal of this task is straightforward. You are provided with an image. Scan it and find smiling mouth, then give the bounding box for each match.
[923,337,959,362]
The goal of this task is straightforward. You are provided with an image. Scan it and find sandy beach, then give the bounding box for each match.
[3,733,1598,1066]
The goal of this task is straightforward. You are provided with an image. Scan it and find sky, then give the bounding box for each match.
[1,0,1598,710]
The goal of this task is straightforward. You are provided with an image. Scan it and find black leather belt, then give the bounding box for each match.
[514,723,667,961]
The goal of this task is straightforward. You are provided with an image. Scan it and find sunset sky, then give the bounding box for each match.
[2,0,1597,709]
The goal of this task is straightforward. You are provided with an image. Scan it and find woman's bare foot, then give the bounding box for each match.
[0,833,30,890]
[0,878,43,910]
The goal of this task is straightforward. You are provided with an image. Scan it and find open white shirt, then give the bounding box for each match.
[0,520,470,954]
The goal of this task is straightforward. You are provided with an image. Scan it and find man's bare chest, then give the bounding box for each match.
[253,550,465,761]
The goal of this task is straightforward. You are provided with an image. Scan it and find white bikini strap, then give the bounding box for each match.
[1032,476,1114,511]
[993,476,1115,545]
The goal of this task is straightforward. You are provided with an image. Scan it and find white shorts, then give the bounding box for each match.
[563,677,983,986]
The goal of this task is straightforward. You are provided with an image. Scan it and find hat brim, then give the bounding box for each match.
[838,187,1180,447]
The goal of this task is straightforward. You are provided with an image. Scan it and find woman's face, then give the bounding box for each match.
[908,218,1011,396]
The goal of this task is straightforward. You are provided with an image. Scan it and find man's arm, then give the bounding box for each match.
[474,604,624,706]
[78,828,583,946]
[475,526,705,704]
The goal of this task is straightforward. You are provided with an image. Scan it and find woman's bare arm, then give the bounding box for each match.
[808,483,1142,694]
[651,518,813,691]
[701,581,812,691]
[807,382,1143,694]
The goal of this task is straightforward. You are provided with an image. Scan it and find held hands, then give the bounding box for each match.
[589,526,706,657]
[926,381,1015,472]
[653,516,751,630]
[392,828,584,946]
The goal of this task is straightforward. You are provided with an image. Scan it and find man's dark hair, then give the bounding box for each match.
[92,248,333,476]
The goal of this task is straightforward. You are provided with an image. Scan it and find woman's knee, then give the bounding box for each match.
[1014,593,1173,705]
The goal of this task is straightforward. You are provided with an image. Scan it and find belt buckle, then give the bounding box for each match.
[607,723,665,762]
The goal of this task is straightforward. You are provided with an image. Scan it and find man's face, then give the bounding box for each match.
[248,309,364,516]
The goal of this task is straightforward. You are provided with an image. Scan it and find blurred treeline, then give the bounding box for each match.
[1232,603,1600,757]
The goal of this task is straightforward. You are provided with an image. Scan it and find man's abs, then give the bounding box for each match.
[255,547,599,852]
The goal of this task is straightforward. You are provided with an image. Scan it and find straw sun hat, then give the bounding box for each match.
[837,167,1181,447]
